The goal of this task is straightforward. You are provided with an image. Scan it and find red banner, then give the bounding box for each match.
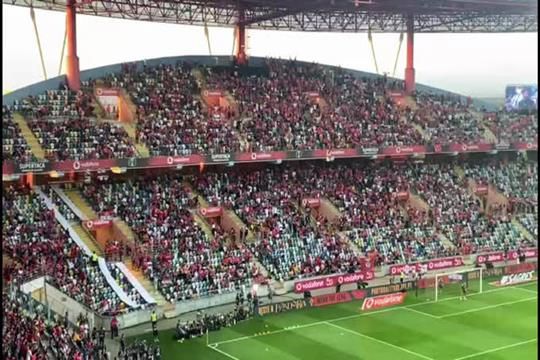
[302,198,321,208]
[199,207,223,218]
[447,143,493,152]
[394,191,409,201]
[312,148,358,159]
[95,88,119,96]
[83,218,112,230]
[389,257,464,276]
[235,151,287,162]
[310,290,368,307]
[361,292,407,311]
[293,271,375,293]
[476,252,507,264]
[505,262,537,275]
[512,142,538,151]
[147,155,203,167]
[54,159,117,172]
[203,90,223,97]
[382,146,426,155]
[475,185,489,195]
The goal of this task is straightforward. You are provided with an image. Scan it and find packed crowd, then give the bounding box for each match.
[484,112,538,144]
[464,160,538,204]
[195,167,366,281]
[205,60,422,151]
[102,62,241,156]
[79,176,255,302]
[411,93,482,144]
[2,106,34,162]
[28,117,136,161]
[3,59,538,163]
[3,185,130,315]
[2,291,114,360]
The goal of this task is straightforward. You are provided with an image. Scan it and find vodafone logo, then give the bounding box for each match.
[86,220,94,229]
[167,157,174,165]
[295,283,302,292]
[73,161,81,170]
[462,144,468,151]
[203,90,208,96]
[96,88,103,96]
[478,255,485,263]
[251,153,257,160]
[337,276,344,284]
[428,262,434,269]
[200,208,207,216]
[363,298,375,310]
[302,199,307,207]
[527,143,534,149]
[396,147,402,153]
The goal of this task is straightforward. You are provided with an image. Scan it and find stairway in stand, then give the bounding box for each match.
[124,258,169,309]
[13,113,45,160]
[64,189,98,219]
[121,122,150,157]
[72,223,103,256]
[511,218,535,243]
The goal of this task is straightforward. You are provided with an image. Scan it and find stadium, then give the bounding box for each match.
[1,0,538,359]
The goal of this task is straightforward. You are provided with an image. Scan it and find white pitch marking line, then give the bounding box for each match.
[207,282,537,347]
[324,321,435,360]
[514,286,538,294]
[207,344,241,360]
[438,297,537,319]
[403,307,441,319]
[452,338,537,360]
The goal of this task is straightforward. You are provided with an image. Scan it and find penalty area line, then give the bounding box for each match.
[324,322,435,360]
[452,338,537,360]
[207,344,241,360]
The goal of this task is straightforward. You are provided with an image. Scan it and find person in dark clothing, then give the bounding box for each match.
[120,334,126,354]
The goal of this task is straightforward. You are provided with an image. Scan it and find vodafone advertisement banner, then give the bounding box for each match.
[293,271,375,293]
[83,218,112,230]
[361,292,407,311]
[302,198,321,208]
[199,207,223,218]
[311,290,368,307]
[389,257,464,276]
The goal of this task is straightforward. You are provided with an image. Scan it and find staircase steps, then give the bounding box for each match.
[13,113,45,160]
[114,219,137,246]
[454,165,465,180]
[120,122,150,157]
[403,96,418,110]
[338,231,364,256]
[193,212,214,240]
[482,124,498,143]
[511,218,535,243]
[191,68,207,88]
[412,123,428,141]
[64,189,98,219]
[124,258,168,307]
[72,223,103,256]
[438,232,456,249]
[226,210,255,242]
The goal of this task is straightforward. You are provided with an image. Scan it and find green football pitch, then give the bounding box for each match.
[131,279,537,360]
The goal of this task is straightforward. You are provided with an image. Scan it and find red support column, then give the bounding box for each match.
[404,15,415,95]
[66,0,80,91]
[234,8,247,65]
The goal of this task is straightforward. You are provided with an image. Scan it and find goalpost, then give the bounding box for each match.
[435,267,483,302]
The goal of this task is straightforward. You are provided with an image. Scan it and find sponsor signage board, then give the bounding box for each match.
[293,271,375,293]
[500,271,535,286]
[361,292,407,311]
[389,257,464,276]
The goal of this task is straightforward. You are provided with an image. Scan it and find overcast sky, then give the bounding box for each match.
[2,5,537,97]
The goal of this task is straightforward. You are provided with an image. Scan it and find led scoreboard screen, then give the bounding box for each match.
[505,84,537,112]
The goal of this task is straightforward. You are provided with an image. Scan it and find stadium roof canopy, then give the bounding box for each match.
[4,0,537,32]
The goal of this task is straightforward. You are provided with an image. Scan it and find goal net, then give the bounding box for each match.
[435,268,483,301]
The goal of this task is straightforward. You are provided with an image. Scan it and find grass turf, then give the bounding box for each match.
[130,278,537,360]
